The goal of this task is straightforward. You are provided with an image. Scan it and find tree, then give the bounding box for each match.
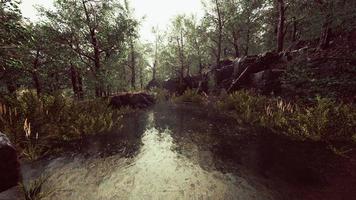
[0,0,28,94]
[276,0,285,52]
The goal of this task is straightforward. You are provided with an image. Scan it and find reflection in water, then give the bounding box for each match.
[35,110,273,200]
[22,103,356,200]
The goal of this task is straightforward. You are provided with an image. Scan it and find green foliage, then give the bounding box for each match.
[173,89,207,104]
[218,91,356,141]
[150,88,170,103]
[0,91,126,160]
[282,59,356,101]
[217,90,268,125]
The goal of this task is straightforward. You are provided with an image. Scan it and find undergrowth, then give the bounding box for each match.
[217,90,356,142]
[21,177,53,200]
[0,91,126,160]
[172,89,207,104]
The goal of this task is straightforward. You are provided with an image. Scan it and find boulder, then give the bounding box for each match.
[214,59,234,86]
[146,79,161,90]
[228,51,283,92]
[0,132,20,193]
[110,92,155,109]
[250,69,283,94]
[162,78,185,94]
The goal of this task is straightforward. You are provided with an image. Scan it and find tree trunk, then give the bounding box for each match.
[245,27,250,56]
[70,64,79,98]
[77,71,84,99]
[152,61,157,81]
[32,50,41,96]
[130,38,136,90]
[139,67,144,89]
[83,0,102,97]
[277,0,285,52]
[232,30,240,57]
[215,0,223,68]
[292,17,297,42]
[319,13,332,49]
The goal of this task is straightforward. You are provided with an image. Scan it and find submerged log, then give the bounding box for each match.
[110,92,155,109]
[0,132,21,193]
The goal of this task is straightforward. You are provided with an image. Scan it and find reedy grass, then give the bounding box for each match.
[217,90,356,142]
[20,176,53,200]
[0,91,127,160]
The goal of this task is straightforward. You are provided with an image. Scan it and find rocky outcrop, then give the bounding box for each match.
[250,69,284,94]
[147,75,209,95]
[0,132,20,193]
[110,92,155,109]
[227,52,283,92]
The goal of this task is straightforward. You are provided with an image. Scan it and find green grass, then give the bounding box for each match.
[217,90,356,142]
[150,88,170,103]
[0,91,128,160]
[21,177,53,200]
[172,89,207,104]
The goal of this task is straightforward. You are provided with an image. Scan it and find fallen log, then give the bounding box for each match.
[110,92,155,109]
[228,52,282,92]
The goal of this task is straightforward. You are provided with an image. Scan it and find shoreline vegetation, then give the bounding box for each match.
[1,89,355,161]
[171,89,356,143]
[0,91,130,160]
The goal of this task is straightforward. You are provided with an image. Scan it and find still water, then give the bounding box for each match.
[22,103,356,200]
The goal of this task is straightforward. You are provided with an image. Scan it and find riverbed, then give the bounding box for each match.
[21,103,356,200]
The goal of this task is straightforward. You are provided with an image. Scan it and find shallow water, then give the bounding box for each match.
[22,103,356,200]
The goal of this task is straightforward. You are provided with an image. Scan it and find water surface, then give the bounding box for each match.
[22,103,356,200]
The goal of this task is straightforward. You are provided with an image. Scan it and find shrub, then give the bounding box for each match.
[150,88,170,102]
[173,89,207,104]
[218,91,356,142]
[217,90,268,125]
[0,91,126,160]
[21,176,53,200]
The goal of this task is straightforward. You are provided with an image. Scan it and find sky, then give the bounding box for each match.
[19,0,205,43]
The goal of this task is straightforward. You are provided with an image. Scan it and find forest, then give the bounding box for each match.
[0,0,356,199]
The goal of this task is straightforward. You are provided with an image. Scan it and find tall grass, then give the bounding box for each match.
[172,89,208,104]
[0,91,125,160]
[21,177,53,200]
[217,90,356,141]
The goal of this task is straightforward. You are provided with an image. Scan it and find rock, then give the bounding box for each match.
[0,132,21,193]
[183,75,209,94]
[214,60,234,86]
[0,186,24,200]
[110,92,155,109]
[228,51,283,92]
[162,78,186,94]
[146,75,209,95]
[146,79,161,90]
[250,69,283,94]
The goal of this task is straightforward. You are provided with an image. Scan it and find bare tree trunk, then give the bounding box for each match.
[277,0,285,52]
[130,37,136,90]
[232,30,240,57]
[32,50,41,96]
[292,17,297,42]
[245,27,250,56]
[152,34,159,81]
[176,28,185,83]
[139,67,144,89]
[319,14,332,49]
[215,0,223,68]
[77,71,84,99]
[70,64,79,98]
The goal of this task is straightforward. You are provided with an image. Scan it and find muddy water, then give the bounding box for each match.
[22,103,356,200]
